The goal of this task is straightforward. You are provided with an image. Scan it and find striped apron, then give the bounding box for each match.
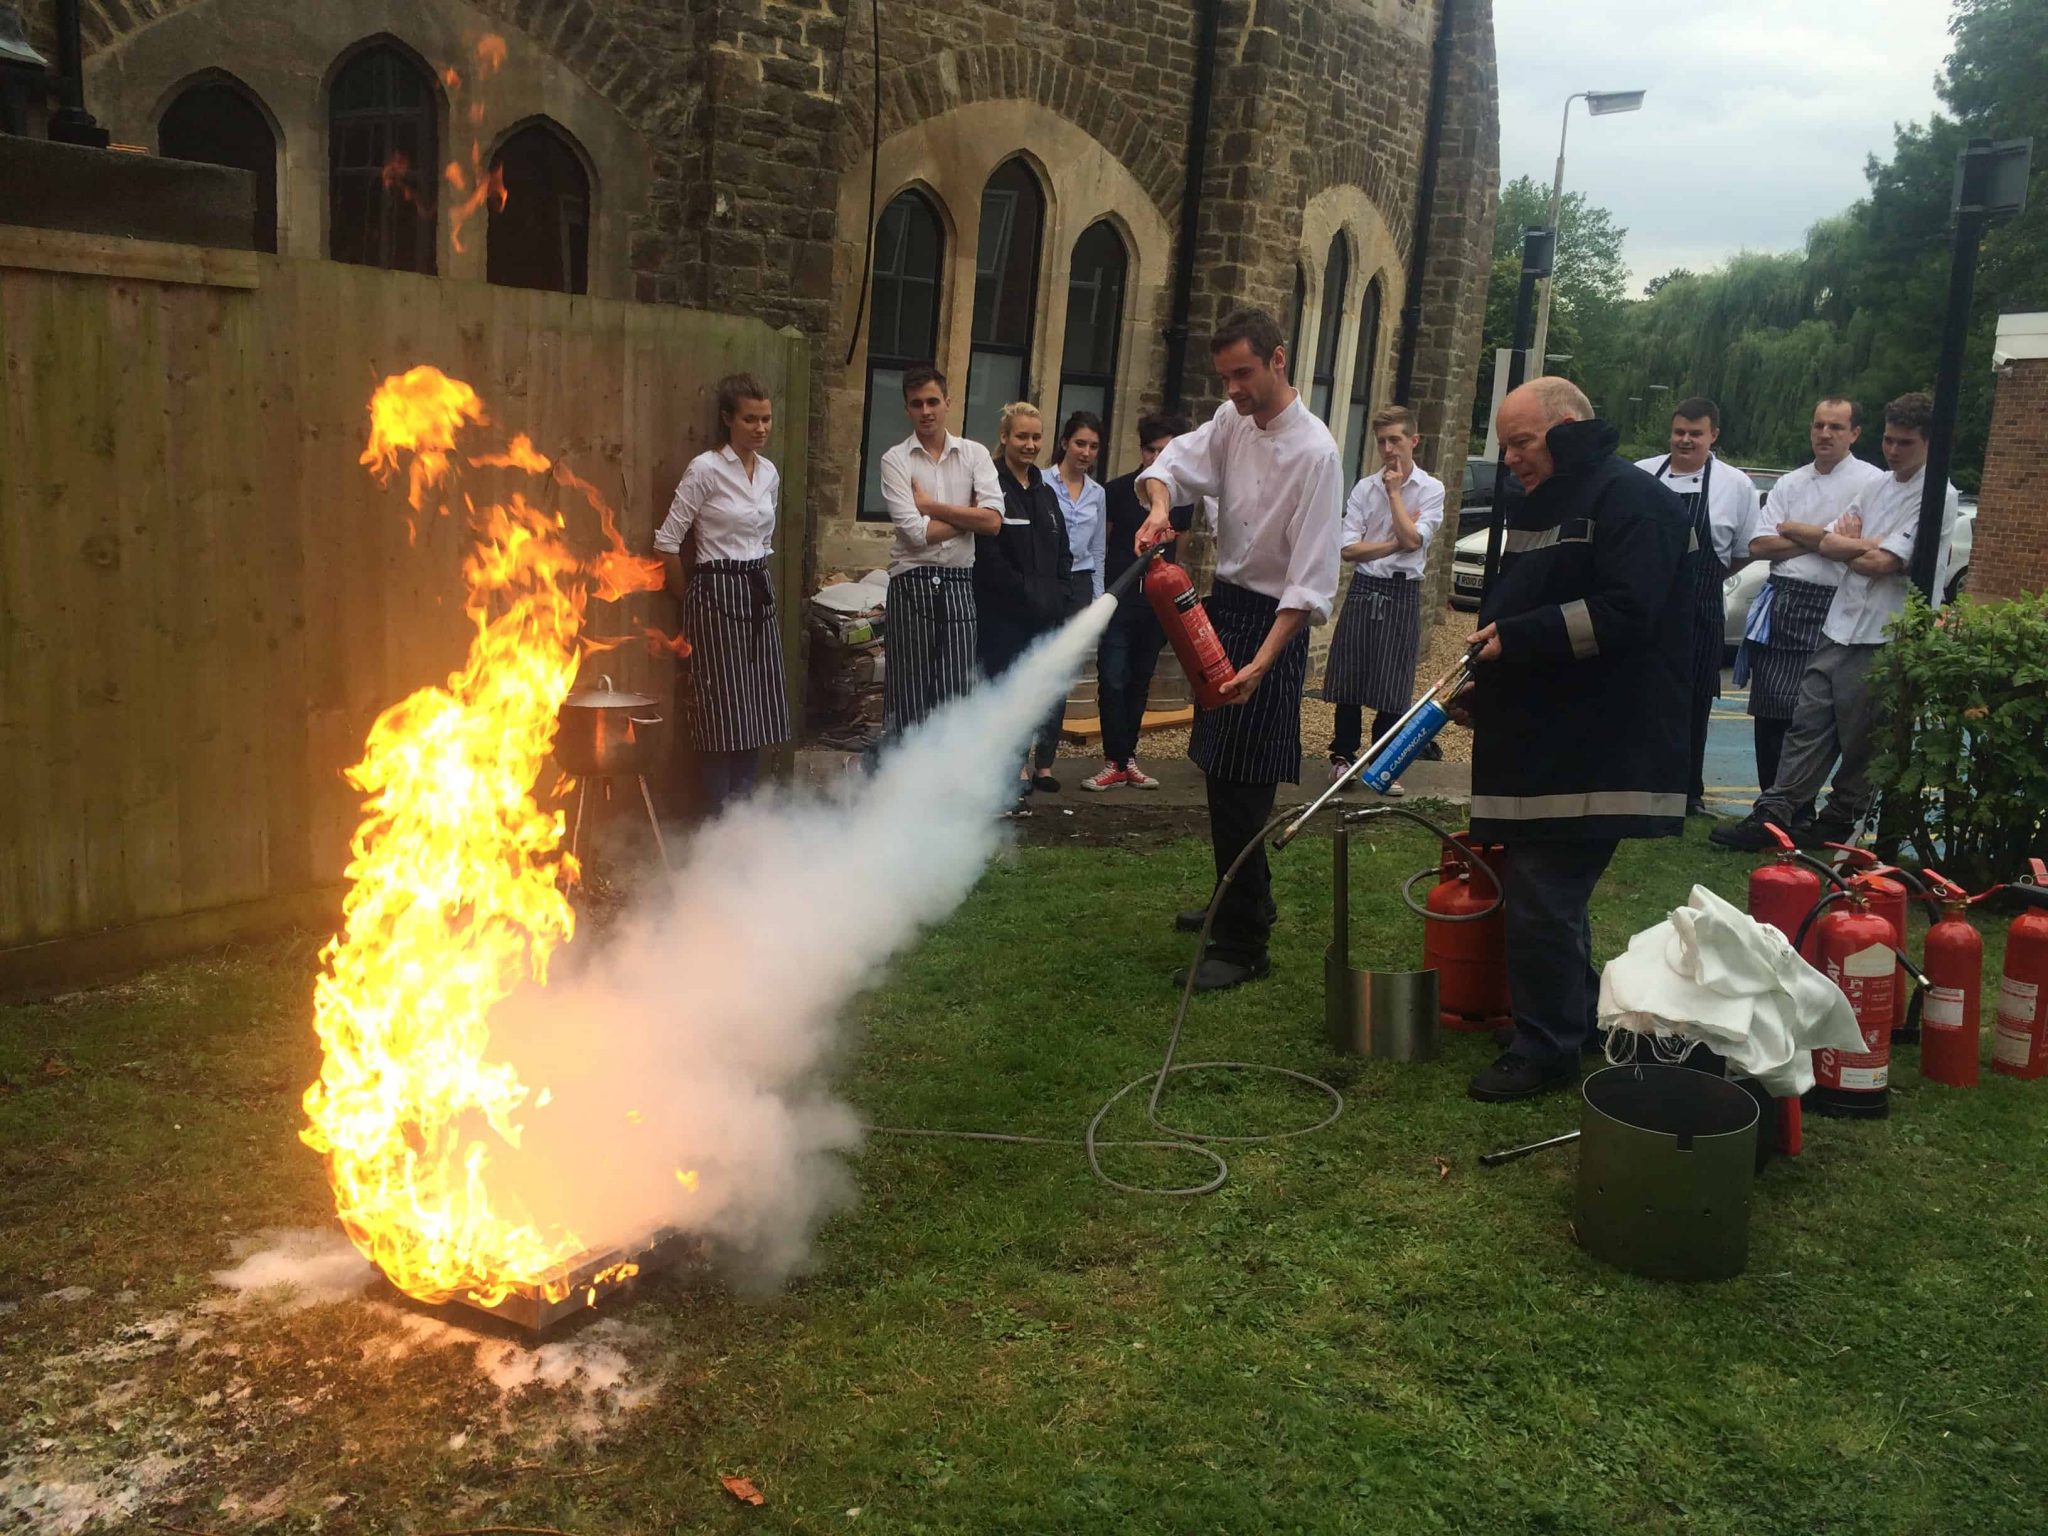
[1320,572,1421,713]
[1747,574,1835,720]
[679,556,791,752]
[884,565,978,741]
[1657,456,1726,701]
[1188,579,1309,785]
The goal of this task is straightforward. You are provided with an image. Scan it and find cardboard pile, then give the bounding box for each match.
[806,571,890,751]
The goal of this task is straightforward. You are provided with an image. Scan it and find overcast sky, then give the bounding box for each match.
[1492,0,1956,292]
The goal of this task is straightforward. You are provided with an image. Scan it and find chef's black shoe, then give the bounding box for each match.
[1792,815,1857,851]
[1174,901,1279,933]
[1708,813,1773,852]
[1171,954,1271,992]
[1686,797,1711,817]
[1467,1051,1578,1103]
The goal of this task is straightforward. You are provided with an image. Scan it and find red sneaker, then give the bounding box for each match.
[1122,760,1160,789]
[1080,762,1128,792]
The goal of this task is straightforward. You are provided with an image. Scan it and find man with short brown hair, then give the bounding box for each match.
[1736,396,1886,813]
[878,365,1005,744]
[1321,404,1445,795]
[1135,309,1342,991]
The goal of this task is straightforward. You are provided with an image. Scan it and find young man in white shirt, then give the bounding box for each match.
[1136,309,1342,991]
[1635,399,1757,815]
[877,365,1005,745]
[1713,392,1958,851]
[1736,396,1887,812]
[1321,405,1445,795]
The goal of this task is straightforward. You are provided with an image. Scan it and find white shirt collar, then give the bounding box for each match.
[718,442,743,466]
[906,431,962,462]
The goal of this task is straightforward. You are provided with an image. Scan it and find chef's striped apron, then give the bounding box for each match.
[1320,571,1421,713]
[1657,455,1726,701]
[679,557,791,752]
[1747,574,1835,720]
[1188,579,1309,785]
[884,566,978,742]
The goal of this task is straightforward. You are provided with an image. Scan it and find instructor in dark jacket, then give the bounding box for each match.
[1461,378,1691,1102]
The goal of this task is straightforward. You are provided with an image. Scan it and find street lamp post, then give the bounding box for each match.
[1528,88,1645,380]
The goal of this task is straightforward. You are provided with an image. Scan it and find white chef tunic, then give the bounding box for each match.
[1746,457,1887,587]
[1633,452,1757,568]
[1823,466,1958,646]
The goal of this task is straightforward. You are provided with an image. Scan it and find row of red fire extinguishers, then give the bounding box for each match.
[1409,829,2048,1119]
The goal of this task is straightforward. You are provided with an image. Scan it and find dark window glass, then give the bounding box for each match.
[1344,276,1385,475]
[1056,220,1128,448]
[963,159,1044,447]
[487,122,590,294]
[328,42,437,273]
[1309,234,1349,423]
[858,190,945,521]
[158,78,278,254]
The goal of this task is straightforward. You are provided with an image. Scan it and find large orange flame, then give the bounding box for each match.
[302,365,664,1307]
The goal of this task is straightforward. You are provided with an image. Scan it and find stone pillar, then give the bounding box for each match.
[1403,0,1499,617]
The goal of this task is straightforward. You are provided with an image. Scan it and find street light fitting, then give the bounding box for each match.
[1585,90,1647,116]
[1545,353,1573,362]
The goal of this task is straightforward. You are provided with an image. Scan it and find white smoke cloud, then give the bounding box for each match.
[485,594,1120,1290]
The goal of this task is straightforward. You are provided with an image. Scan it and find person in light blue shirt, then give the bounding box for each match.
[1049,411,1108,604]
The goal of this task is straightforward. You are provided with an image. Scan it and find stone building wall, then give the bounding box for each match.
[59,0,1499,643]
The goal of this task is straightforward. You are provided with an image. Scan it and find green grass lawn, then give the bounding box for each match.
[3,821,2044,1535]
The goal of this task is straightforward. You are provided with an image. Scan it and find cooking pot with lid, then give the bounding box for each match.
[556,674,663,777]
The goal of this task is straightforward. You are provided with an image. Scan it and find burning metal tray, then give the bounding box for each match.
[447,1228,698,1334]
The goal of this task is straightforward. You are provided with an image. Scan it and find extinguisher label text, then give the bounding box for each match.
[1836,1064,1889,1090]
[1997,975,2039,1027]
[1925,986,1966,1030]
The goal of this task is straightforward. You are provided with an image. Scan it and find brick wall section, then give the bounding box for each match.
[1973,355,2048,601]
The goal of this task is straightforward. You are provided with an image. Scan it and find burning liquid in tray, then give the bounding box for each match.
[299,366,666,1308]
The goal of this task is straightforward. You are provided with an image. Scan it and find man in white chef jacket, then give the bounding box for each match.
[1135,309,1342,992]
[1636,400,1756,815]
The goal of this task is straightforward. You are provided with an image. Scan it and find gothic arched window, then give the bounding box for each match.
[1345,277,1386,474]
[963,158,1045,447]
[328,41,438,273]
[1057,220,1128,447]
[487,120,590,294]
[158,76,278,253]
[857,189,946,521]
[1309,233,1350,423]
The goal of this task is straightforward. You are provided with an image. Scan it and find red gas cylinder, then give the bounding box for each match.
[1808,891,1897,1119]
[1993,860,2048,1081]
[1143,558,1237,710]
[1920,874,1983,1088]
[1419,835,1511,1033]
[1750,822,1823,945]
[1828,846,1909,1038]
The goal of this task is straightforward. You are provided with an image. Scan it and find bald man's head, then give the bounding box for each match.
[1496,377,1595,489]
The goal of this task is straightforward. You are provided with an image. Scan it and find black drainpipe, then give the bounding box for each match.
[1392,0,1456,404]
[48,0,108,146]
[1163,0,1222,411]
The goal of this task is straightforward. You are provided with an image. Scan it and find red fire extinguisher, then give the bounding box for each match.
[1919,873,1986,1088]
[1411,835,1511,1033]
[1993,859,2048,1081]
[1143,553,1237,710]
[1807,886,1898,1119]
[1825,845,1930,1042]
[1750,822,1827,949]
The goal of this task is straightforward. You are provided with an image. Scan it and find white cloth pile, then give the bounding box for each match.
[1598,884,1868,1098]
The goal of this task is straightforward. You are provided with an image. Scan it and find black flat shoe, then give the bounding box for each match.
[1467,1050,1578,1103]
[1171,955,1271,992]
[1687,798,1711,817]
[1032,773,1061,793]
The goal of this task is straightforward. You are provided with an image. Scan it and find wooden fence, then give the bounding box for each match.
[0,228,809,983]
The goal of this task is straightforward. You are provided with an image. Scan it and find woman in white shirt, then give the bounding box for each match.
[653,373,791,817]
[1049,411,1109,606]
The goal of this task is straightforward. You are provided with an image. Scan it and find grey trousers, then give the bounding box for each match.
[1754,641,1881,827]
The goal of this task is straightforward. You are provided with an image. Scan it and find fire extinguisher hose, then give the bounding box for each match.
[868,802,1493,1198]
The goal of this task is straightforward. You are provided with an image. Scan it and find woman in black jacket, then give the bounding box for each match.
[975,402,1072,813]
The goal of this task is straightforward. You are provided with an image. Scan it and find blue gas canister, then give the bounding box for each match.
[1359,699,1449,793]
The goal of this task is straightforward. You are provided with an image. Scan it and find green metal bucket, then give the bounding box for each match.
[1574,1065,1758,1282]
